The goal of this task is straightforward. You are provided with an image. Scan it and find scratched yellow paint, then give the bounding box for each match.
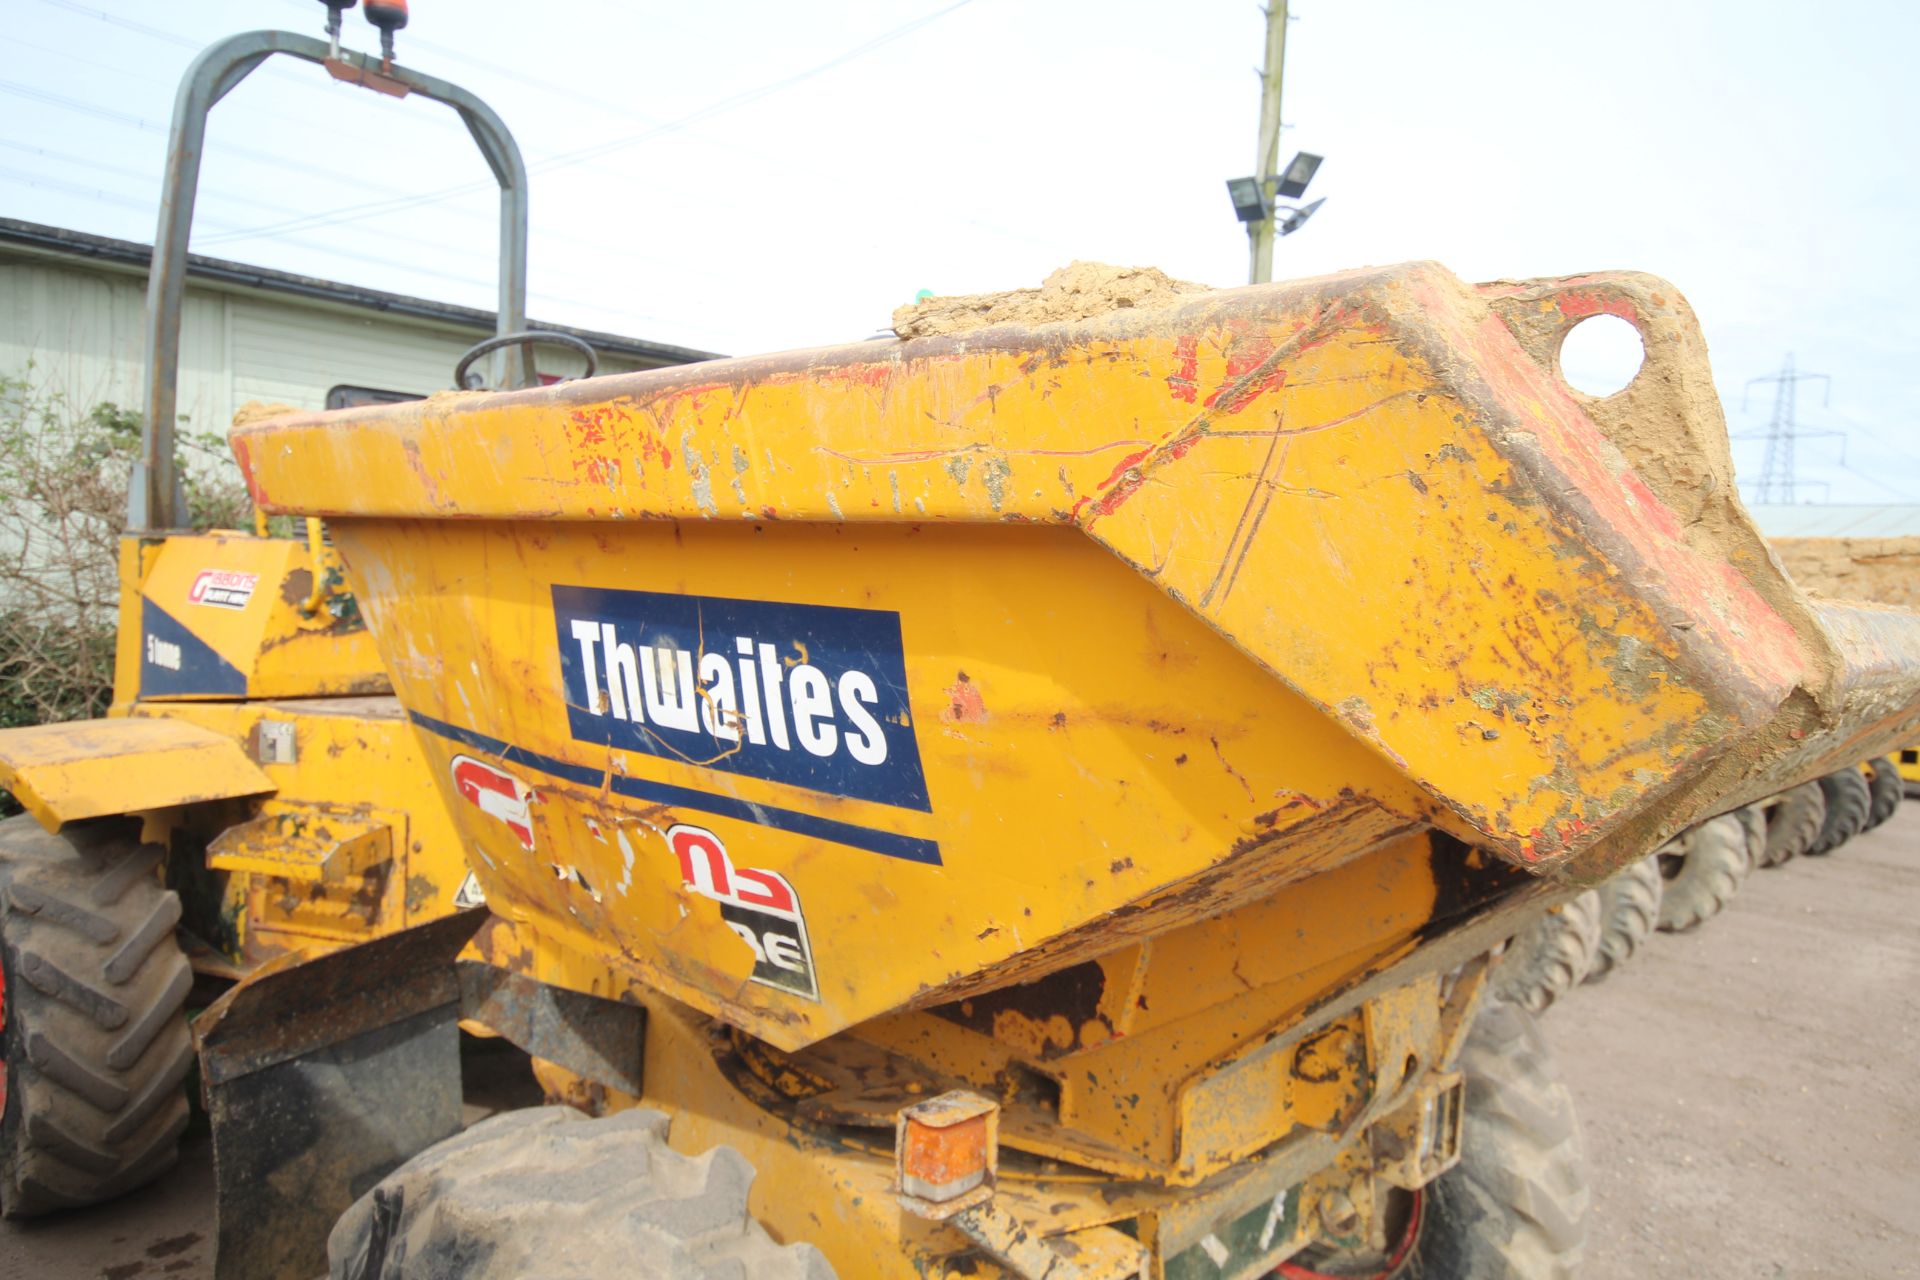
[504,911,1461,1277]
[332,516,1426,1050]
[128,695,478,966]
[232,263,1826,1048]
[0,524,471,982]
[117,533,389,702]
[0,715,270,830]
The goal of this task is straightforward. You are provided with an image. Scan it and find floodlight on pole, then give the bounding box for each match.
[1225,154,1327,242]
[1275,151,1322,199]
[1225,176,1271,224]
[1277,196,1325,236]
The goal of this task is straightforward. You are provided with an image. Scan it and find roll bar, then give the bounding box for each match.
[134,29,529,530]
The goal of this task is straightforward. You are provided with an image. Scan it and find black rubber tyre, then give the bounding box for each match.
[1864,757,1902,830]
[1759,782,1825,868]
[1398,997,1588,1278]
[1732,803,1765,870]
[1490,891,1601,1015]
[329,1106,836,1279]
[1807,768,1871,855]
[0,814,192,1218]
[1656,813,1750,932]
[1583,855,1661,983]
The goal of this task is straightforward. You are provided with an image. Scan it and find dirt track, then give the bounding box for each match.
[3,811,1918,1279]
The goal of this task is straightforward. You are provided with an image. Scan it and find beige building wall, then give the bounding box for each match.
[0,247,662,433]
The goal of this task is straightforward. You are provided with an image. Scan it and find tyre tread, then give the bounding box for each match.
[1402,998,1587,1279]
[1864,757,1902,830]
[0,815,193,1218]
[1584,855,1661,982]
[1656,813,1750,931]
[1808,768,1871,855]
[1760,782,1826,868]
[329,1107,837,1280]
[1490,892,1601,1014]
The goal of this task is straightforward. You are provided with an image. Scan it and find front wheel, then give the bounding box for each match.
[0,815,193,1217]
[329,1106,835,1279]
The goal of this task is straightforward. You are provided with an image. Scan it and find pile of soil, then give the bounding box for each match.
[892,262,1210,339]
[230,400,299,428]
[1770,536,1920,607]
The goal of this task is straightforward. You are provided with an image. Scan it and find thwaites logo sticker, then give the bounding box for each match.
[669,823,817,1001]
[189,569,258,610]
[553,586,929,811]
[451,754,537,850]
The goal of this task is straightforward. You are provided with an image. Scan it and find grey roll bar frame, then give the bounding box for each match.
[134,29,530,531]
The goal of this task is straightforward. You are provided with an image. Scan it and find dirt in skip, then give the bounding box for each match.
[229,400,300,429]
[891,261,1212,339]
[1544,806,1920,1278]
[1769,536,1920,608]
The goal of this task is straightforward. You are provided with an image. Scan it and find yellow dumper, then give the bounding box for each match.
[218,263,1920,1279]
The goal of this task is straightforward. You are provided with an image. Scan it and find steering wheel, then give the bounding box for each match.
[453,330,599,390]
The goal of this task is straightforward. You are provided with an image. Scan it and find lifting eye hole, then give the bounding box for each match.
[1558,313,1645,398]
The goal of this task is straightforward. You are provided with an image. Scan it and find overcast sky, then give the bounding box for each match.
[8,0,1917,504]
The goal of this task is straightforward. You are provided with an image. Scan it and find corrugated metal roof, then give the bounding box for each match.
[1748,504,1920,538]
[0,217,722,367]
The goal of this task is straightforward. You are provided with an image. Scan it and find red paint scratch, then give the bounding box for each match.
[1553,289,1641,324]
[1204,334,1288,415]
[942,677,989,725]
[1167,335,1199,403]
[815,440,1150,466]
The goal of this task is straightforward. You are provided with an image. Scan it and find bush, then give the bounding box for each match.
[0,376,253,735]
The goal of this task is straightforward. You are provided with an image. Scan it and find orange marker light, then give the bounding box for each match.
[896,1091,999,1218]
[365,0,409,27]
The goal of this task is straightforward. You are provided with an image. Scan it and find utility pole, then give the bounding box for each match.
[1739,354,1835,503]
[1248,0,1288,284]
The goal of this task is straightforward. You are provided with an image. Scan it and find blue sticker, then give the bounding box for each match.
[141,599,246,697]
[552,586,930,812]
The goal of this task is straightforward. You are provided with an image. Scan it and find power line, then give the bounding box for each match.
[264,0,687,131]
[194,0,976,246]
[33,0,202,50]
[1838,459,1915,502]
[19,0,1075,269]
[6,133,741,296]
[2,155,717,340]
[0,79,458,205]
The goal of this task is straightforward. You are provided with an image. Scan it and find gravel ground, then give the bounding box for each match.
[3,808,1916,1279]
[1544,802,1920,1278]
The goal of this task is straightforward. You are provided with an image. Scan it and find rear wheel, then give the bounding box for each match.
[1286,998,1588,1279]
[1583,855,1661,982]
[329,1106,836,1279]
[0,815,193,1217]
[1656,814,1749,932]
[1759,782,1825,867]
[1864,757,1902,830]
[1807,768,1871,855]
[1490,892,1601,1015]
